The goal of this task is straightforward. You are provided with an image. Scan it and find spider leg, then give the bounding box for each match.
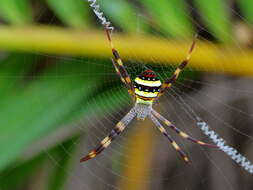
[111,58,134,96]
[152,110,217,148]
[149,114,191,164]
[105,28,134,96]
[158,35,197,98]
[80,108,136,162]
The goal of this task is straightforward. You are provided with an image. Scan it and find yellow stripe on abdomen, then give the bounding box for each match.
[134,88,158,98]
[134,77,161,87]
[136,97,154,104]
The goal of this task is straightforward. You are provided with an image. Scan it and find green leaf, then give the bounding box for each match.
[238,0,253,24]
[98,0,147,33]
[47,136,79,190]
[0,53,37,99]
[194,0,232,43]
[142,0,194,38]
[0,154,46,190]
[0,57,107,171]
[0,0,33,25]
[46,0,90,28]
[75,86,130,121]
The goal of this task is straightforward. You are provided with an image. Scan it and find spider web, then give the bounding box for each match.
[5,1,253,190]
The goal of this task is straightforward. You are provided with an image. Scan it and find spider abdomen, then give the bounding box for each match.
[134,70,162,104]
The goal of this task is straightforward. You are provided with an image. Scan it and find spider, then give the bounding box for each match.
[80,29,217,164]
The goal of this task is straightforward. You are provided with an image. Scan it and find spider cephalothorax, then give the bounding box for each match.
[80,29,217,164]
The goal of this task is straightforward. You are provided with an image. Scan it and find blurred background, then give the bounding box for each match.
[0,0,253,189]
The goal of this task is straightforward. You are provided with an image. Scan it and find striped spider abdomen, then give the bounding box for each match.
[134,69,162,105]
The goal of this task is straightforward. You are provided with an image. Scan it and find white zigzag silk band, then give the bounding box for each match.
[87,0,114,31]
[170,90,253,174]
[196,118,253,174]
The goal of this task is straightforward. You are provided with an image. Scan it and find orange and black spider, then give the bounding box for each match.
[80,29,217,164]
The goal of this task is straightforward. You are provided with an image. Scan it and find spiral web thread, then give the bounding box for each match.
[196,118,253,174]
[87,0,114,31]
[173,90,253,174]
[87,0,253,175]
